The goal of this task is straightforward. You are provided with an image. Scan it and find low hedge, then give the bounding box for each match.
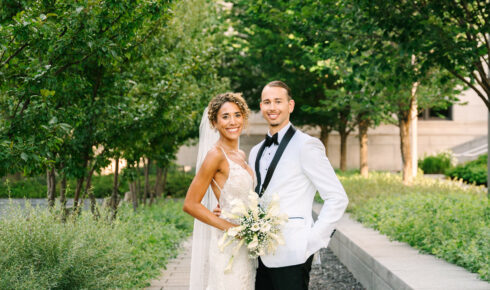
[418,151,455,174]
[316,172,489,281]
[0,199,193,289]
[445,154,487,186]
[353,191,488,281]
[0,166,195,199]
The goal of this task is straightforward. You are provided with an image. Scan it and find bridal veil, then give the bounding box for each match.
[189,107,220,290]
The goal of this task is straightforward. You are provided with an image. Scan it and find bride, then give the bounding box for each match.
[183,93,256,290]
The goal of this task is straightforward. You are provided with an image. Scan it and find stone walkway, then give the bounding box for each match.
[147,236,364,290]
[147,237,192,290]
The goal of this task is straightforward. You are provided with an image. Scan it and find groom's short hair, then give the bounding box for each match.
[264,81,292,100]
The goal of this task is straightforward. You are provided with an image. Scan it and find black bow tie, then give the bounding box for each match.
[264,133,279,147]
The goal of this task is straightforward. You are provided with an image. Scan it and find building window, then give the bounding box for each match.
[419,106,453,120]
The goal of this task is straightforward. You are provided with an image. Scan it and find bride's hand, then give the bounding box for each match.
[213,203,221,217]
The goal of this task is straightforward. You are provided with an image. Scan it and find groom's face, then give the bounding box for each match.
[260,86,294,129]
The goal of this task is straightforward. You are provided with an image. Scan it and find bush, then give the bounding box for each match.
[353,191,489,281]
[165,169,194,198]
[316,172,489,281]
[0,199,193,289]
[315,172,488,280]
[445,154,487,186]
[418,151,455,174]
[0,165,193,199]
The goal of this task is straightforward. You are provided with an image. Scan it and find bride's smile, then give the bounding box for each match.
[213,102,244,140]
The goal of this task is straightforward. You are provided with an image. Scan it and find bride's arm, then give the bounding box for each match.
[183,148,236,231]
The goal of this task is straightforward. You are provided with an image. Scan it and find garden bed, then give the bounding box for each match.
[0,199,193,289]
[316,172,489,281]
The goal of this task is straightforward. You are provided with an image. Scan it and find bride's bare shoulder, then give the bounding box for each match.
[202,146,225,167]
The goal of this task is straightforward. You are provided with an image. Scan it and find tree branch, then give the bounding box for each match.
[447,67,490,110]
[471,71,489,95]
[1,42,29,67]
[9,96,24,120]
[54,52,93,75]
[0,36,15,64]
[474,58,490,91]
[483,32,490,65]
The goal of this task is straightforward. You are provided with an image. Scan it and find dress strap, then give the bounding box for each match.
[211,179,222,194]
[218,146,230,161]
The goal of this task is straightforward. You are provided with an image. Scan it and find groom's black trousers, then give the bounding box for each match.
[255,255,314,290]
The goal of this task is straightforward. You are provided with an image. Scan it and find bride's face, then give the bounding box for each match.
[214,102,244,140]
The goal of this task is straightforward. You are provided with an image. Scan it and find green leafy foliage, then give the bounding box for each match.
[354,192,489,281]
[0,0,228,206]
[418,151,455,174]
[315,172,488,281]
[0,199,193,289]
[0,165,194,198]
[165,170,195,198]
[446,154,488,186]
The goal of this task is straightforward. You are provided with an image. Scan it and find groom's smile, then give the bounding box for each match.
[260,85,295,134]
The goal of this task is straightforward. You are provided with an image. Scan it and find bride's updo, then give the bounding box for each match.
[207,92,250,128]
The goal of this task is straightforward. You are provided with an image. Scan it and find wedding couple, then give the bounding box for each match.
[183,81,348,290]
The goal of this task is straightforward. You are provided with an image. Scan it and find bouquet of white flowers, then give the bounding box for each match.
[218,190,288,273]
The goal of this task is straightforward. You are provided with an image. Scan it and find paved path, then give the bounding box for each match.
[147,237,192,290]
[147,236,364,290]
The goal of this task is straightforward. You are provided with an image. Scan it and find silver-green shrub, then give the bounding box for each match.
[0,199,192,289]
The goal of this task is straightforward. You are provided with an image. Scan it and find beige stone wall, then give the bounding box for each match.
[176,88,487,171]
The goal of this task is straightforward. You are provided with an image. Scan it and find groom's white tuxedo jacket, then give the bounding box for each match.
[249,124,348,268]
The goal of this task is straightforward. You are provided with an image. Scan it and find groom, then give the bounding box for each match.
[249,81,348,290]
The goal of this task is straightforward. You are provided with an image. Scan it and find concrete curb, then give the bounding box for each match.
[313,204,489,290]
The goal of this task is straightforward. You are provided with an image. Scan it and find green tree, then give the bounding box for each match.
[358,0,489,189]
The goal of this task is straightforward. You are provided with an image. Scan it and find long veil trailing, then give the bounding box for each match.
[189,107,220,290]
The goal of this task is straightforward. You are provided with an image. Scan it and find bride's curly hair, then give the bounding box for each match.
[208,92,250,128]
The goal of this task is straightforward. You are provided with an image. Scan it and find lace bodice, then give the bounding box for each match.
[207,147,256,290]
[213,150,254,221]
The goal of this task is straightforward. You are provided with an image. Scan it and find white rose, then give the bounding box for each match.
[260,223,271,232]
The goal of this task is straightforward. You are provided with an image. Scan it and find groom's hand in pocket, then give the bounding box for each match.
[213,203,221,217]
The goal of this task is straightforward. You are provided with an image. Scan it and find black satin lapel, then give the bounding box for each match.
[259,126,296,197]
[254,142,267,194]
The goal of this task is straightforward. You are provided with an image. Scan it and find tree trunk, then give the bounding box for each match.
[131,181,138,210]
[320,125,331,156]
[46,167,56,207]
[410,84,419,178]
[144,158,151,205]
[339,132,348,171]
[410,55,420,178]
[162,167,168,197]
[74,177,85,210]
[359,120,369,178]
[129,163,138,210]
[84,165,96,215]
[399,115,412,185]
[136,161,142,204]
[154,166,163,198]
[337,109,351,172]
[60,175,67,209]
[110,157,120,218]
[73,154,89,209]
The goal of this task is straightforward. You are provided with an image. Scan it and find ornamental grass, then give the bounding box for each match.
[0,199,192,289]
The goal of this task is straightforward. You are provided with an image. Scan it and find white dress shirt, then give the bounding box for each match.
[258,122,292,190]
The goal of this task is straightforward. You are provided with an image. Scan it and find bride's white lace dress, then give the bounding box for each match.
[206,148,257,290]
